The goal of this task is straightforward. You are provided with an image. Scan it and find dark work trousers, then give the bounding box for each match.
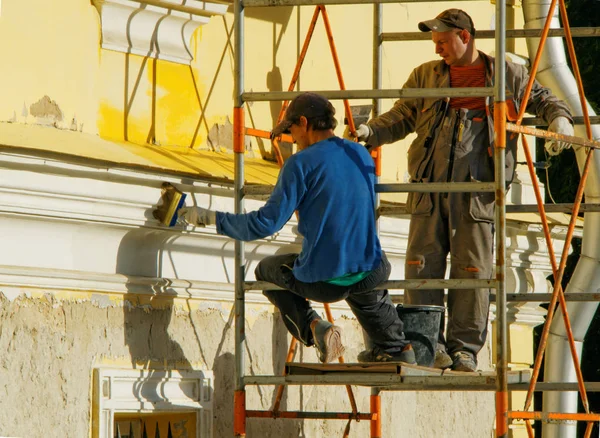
[405,108,494,357]
[255,251,408,354]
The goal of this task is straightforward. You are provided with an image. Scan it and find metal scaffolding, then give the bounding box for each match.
[230,0,600,436]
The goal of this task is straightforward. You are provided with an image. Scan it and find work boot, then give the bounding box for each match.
[311,319,345,364]
[451,351,478,372]
[357,344,416,365]
[433,346,453,369]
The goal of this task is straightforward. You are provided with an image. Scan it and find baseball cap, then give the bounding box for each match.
[418,9,476,36]
[271,92,336,138]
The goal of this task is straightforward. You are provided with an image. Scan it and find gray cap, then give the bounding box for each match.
[418,9,476,36]
[271,92,335,138]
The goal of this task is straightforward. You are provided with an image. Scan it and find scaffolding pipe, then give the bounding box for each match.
[521,1,600,436]
[379,202,600,215]
[242,0,481,6]
[371,6,383,436]
[242,87,493,101]
[494,0,508,436]
[382,27,600,42]
[244,181,495,196]
[246,278,496,291]
[233,0,246,435]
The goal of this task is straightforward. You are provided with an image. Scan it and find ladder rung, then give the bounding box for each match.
[242,87,494,102]
[509,411,600,422]
[246,410,374,420]
[376,182,494,193]
[246,279,496,291]
[506,123,600,149]
[245,366,530,389]
[243,0,481,7]
[382,27,600,42]
[503,293,600,302]
[244,375,600,392]
[391,293,600,303]
[379,203,600,216]
[245,181,496,197]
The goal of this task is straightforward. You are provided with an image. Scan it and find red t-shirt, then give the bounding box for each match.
[449,63,486,110]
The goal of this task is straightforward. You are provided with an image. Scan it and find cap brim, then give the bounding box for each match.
[270,120,293,139]
[418,19,455,33]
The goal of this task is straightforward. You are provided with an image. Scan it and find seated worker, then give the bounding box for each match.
[178,92,415,364]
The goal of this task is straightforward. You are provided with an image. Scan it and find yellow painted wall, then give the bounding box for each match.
[0,0,100,133]
[0,0,529,183]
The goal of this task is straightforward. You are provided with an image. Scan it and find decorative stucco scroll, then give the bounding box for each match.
[92,0,228,64]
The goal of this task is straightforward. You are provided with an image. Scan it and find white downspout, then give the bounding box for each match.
[522,2,600,437]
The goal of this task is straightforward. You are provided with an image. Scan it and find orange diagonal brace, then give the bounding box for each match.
[270,6,322,166]
[505,0,594,416]
[319,5,356,134]
[272,337,298,413]
[268,6,363,419]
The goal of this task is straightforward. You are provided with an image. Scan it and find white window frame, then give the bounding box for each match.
[93,368,213,438]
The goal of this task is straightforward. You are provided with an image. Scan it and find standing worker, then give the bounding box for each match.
[347,9,573,371]
[179,92,415,365]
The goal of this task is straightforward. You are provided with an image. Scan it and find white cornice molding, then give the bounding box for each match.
[0,150,568,318]
[92,0,228,65]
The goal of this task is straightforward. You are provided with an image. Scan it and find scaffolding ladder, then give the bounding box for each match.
[229,0,600,436]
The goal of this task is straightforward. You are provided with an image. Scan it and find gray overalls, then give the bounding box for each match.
[404,106,493,356]
[365,52,572,357]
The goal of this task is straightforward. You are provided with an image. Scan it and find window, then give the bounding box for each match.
[93,368,213,438]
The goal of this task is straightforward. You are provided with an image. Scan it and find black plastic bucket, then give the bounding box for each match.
[396,304,445,367]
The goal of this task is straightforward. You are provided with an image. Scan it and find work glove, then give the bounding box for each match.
[545,116,574,156]
[177,206,216,227]
[343,124,371,142]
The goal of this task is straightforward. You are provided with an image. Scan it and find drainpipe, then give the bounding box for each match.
[522,1,600,437]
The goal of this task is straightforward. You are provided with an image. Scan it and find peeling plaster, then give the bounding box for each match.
[30,95,63,126]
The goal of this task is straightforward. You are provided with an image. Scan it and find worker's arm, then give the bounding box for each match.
[363,70,420,147]
[215,158,305,241]
[510,62,574,155]
[517,65,572,124]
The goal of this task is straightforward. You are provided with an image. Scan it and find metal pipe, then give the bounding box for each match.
[494,0,508,436]
[381,27,600,42]
[246,278,496,291]
[371,11,383,436]
[233,0,246,435]
[506,123,600,149]
[242,0,481,6]
[244,377,600,392]
[242,87,494,101]
[376,182,494,193]
[246,410,375,420]
[128,0,228,16]
[380,203,600,216]
[244,181,495,196]
[521,1,600,436]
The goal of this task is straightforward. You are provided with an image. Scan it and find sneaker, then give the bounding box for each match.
[433,348,453,369]
[357,345,417,365]
[311,319,345,363]
[451,351,477,372]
